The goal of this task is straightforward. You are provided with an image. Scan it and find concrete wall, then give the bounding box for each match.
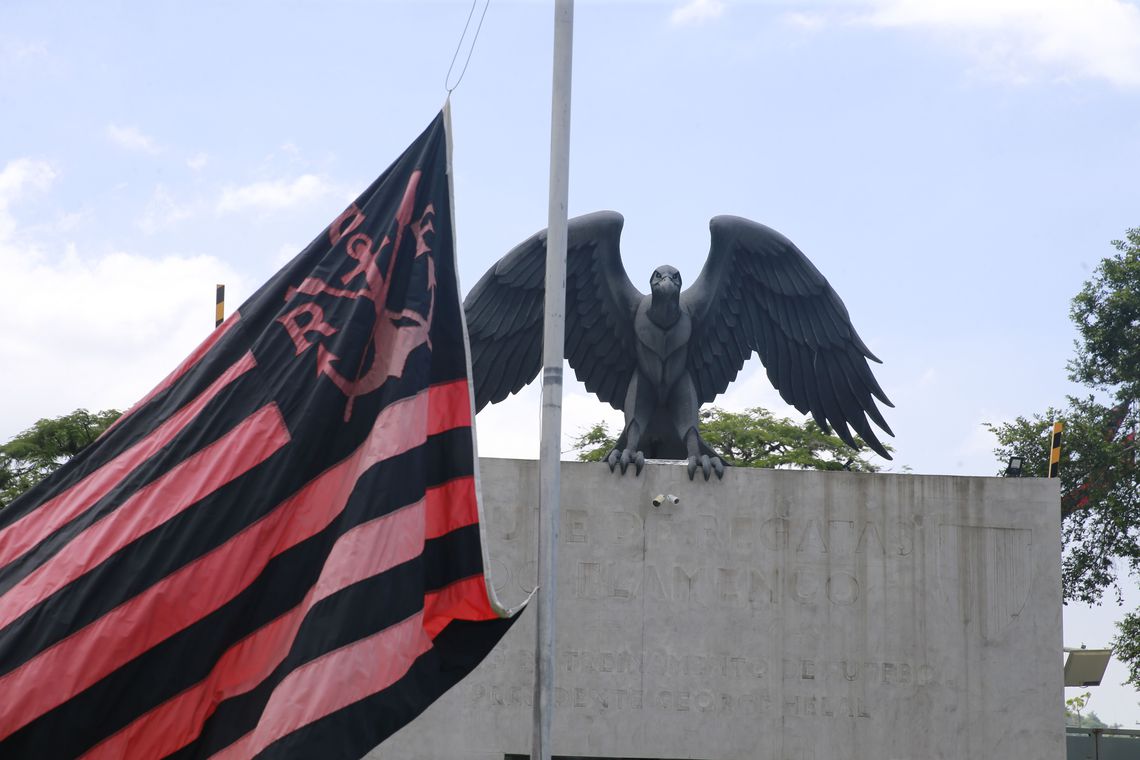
[370,459,1064,760]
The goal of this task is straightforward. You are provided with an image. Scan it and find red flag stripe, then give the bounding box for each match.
[105,313,242,435]
[0,116,517,760]
[424,476,478,540]
[0,352,258,571]
[209,612,433,760]
[0,381,466,740]
[80,501,429,760]
[0,402,290,633]
[427,378,472,435]
[423,575,498,638]
[0,464,396,744]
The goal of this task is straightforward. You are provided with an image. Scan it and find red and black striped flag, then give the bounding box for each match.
[0,111,515,759]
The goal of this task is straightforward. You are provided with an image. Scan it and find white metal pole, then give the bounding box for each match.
[533,1,573,759]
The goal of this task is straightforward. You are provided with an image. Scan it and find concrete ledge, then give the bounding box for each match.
[371,460,1064,760]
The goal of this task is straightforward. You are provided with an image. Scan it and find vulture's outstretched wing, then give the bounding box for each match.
[464,211,641,411]
[682,216,895,458]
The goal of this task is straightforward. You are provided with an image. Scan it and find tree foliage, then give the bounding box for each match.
[572,422,620,463]
[988,228,1140,687]
[0,408,121,508]
[1064,707,1114,729]
[988,398,1140,605]
[1062,692,1119,728]
[1069,229,1140,398]
[570,407,888,472]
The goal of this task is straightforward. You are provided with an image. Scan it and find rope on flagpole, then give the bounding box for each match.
[445,0,491,93]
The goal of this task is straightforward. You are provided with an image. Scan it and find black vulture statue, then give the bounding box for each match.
[463,211,893,480]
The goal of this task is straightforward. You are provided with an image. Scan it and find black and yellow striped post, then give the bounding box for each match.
[215,284,225,328]
[1048,421,1063,478]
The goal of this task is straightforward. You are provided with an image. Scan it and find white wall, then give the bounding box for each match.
[372,460,1064,760]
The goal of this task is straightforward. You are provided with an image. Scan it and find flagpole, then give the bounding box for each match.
[533,1,573,759]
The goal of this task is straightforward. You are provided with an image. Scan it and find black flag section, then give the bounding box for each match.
[0,111,514,760]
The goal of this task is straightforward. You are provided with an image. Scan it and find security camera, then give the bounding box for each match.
[667,494,680,505]
[652,494,665,507]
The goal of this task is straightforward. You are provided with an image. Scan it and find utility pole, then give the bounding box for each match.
[532,2,573,759]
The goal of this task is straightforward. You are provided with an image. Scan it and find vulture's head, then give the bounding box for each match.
[650,265,682,300]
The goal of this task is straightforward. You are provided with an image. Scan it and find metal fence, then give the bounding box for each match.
[1067,726,1140,759]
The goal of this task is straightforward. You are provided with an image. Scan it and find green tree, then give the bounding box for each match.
[1069,229,1140,400]
[988,228,1140,687]
[988,398,1140,605]
[571,421,620,463]
[0,408,121,508]
[1076,710,1114,729]
[1065,692,1091,727]
[1062,690,1119,729]
[570,406,888,472]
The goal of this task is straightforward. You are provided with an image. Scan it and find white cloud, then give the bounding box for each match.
[783,11,828,31]
[137,185,197,233]
[953,414,1005,474]
[0,158,239,440]
[0,158,55,202]
[475,383,541,460]
[216,174,333,214]
[670,0,725,27]
[273,242,301,267]
[0,246,239,437]
[860,0,1140,88]
[563,383,625,456]
[1,40,48,63]
[186,152,209,171]
[0,158,56,239]
[472,370,627,462]
[717,362,800,420]
[54,209,91,233]
[105,123,162,155]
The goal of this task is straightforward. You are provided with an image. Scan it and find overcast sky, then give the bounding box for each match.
[3,0,1140,726]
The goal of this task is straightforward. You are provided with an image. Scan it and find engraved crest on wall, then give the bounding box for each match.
[937,524,1033,642]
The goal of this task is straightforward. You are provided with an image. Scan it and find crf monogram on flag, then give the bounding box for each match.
[280,176,436,423]
[0,111,516,760]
